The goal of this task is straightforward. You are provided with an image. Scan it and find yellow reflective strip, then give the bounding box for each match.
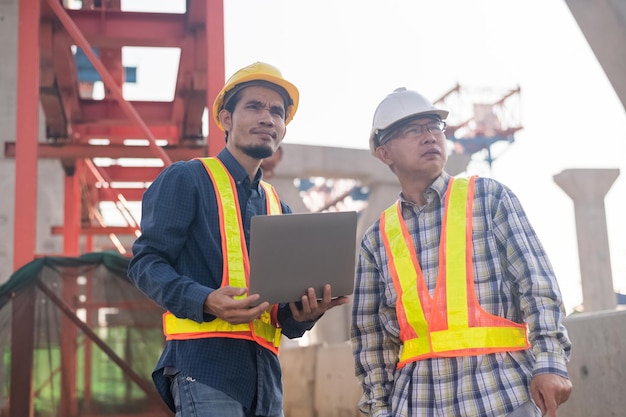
[202,158,246,290]
[399,335,431,362]
[258,183,283,347]
[182,160,283,348]
[432,326,528,351]
[165,313,280,344]
[165,313,249,334]
[445,177,470,329]
[252,320,280,343]
[260,181,282,215]
[273,328,282,348]
[384,204,429,338]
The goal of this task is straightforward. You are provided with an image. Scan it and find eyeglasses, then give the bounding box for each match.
[378,120,447,146]
[395,120,447,139]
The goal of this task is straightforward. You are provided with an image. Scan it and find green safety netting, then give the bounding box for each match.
[0,252,170,417]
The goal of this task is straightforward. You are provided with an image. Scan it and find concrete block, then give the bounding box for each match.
[560,310,626,417]
[281,344,319,417]
[281,342,363,417]
[313,342,361,417]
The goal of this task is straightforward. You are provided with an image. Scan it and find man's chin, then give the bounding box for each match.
[241,144,274,160]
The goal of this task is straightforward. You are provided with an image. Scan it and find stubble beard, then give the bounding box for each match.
[239,143,274,160]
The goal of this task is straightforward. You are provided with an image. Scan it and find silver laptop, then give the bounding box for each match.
[248,211,358,305]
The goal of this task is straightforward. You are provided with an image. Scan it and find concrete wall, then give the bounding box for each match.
[281,309,626,417]
[0,0,19,284]
[281,342,362,417]
[559,309,626,417]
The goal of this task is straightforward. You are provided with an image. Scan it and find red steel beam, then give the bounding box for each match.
[67,9,187,48]
[171,16,209,141]
[45,0,173,166]
[5,142,207,160]
[171,34,193,141]
[203,0,225,156]
[13,0,40,275]
[39,21,69,138]
[99,47,124,97]
[97,188,147,202]
[63,166,81,255]
[99,166,163,182]
[52,225,142,235]
[53,28,82,122]
[79,100,174,126]
[174,1,206,144]
[71,124,181,142]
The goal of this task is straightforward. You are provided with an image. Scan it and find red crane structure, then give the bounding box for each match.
[7,0,225,267]
[436,83,523,170]
[3,2,225,417]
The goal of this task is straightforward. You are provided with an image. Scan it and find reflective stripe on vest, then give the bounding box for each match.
[381,176,529,368]
[163,157,283,354]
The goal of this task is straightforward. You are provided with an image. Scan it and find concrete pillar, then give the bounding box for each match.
[356,180,400,242]
[269,176,309,214]
[553,168,619,312]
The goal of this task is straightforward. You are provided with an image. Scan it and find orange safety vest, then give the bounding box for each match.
[380,175,529,368]
[162,157,283,354]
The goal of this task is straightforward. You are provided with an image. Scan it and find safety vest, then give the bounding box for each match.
[380,176,529,368]
[162,157,283,354]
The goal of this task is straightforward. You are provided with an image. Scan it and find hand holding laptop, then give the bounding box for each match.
[204,286,271,325]
[204,283,349,325]
[287,284,350,322]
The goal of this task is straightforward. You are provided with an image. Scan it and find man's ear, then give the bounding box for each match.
[218,109,232,132]
[375,145,393,166]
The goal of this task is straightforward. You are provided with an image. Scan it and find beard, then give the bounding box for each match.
[239,143,274,159]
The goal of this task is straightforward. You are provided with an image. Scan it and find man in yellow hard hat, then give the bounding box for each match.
[351,87,572,417]
[129,62,349,417]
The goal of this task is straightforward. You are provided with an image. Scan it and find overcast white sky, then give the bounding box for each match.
[118,0,626,313]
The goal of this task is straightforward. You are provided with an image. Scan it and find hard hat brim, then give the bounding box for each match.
[212,73,300,131]
[369,109,449,155]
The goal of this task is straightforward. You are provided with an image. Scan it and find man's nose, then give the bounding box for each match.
[422,133,436,143]
[259,107,275,125]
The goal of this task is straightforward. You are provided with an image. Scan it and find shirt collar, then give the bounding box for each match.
[399,171,451,206]
[217,148,262,191]
[429,171,451,200]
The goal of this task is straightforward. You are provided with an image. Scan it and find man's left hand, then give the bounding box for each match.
[289,284,350,322]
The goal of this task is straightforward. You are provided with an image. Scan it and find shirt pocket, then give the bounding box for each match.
[470,229,504,289]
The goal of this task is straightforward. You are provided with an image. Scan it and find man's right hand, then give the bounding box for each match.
[204,286,270,325]
[530,373,572,417]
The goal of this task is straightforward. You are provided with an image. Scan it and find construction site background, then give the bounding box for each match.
[1,1,625,416]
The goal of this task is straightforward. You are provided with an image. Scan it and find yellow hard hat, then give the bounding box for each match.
[212,62,299,131]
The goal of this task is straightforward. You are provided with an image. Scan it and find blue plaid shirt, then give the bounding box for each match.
[128,148,315,415]
[351,172,571,417]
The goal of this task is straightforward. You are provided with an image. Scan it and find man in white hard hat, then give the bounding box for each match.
[128,62,348,417]
[351,87,572,417]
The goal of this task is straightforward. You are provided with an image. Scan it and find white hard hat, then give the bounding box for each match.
[369,87,449,154]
